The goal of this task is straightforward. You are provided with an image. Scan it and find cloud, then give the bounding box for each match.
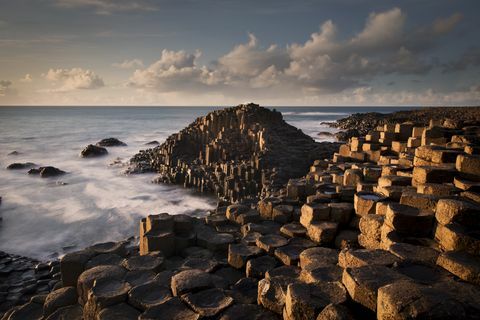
[112,59,144,69]
[0,80,16,98]
[125,7,470,102]
[44,68,105,91]
[54,0,157,15]
[442,47,480,72]
[432,13,463,35]
[19,74,33,83]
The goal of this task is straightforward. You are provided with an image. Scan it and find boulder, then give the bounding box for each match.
[28,166,66,177]
[6,162,35,170]
[96,138,127,147]
[80,144,108,158]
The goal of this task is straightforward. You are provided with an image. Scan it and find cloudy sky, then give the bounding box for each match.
[1,0,479,106]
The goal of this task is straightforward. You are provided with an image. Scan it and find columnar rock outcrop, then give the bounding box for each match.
[128,103,338,202]
[5,108,480,319]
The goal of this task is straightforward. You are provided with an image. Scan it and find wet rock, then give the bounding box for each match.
[219,303,278,320]
[284,282,347,320]
[145,140,159,145]
[80,144,108,158]
[170,269,219,296]
[121,252,164,272]
[228,244,263,269]
[181,288,233,317]
[246,255,279,279]
[77,265,126,305]
[6,162,35,170]
[128,281,171,310]
[28,166,66,178]
[96,302,140,320]
[316,303,354,320]
[43,286,77,317]
[256,234,288,254]
[96,138,127,147]
[140,296,199,320]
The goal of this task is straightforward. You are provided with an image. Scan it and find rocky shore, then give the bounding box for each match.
[331,106,480,141]
[2,104,480,319]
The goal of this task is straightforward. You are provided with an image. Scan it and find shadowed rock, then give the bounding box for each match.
[96,138,127,147]
[80,144,108,158]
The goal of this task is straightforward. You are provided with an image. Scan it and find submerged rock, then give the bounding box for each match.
[28,166,66,177]
[96,138,127,147]
[7,162,35,170]
[80,144,108,158]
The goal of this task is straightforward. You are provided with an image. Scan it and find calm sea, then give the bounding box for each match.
[0,106,415,259]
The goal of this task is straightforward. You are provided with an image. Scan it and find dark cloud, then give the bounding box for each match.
[442,47,480,73]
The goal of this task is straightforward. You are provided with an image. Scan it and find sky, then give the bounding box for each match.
[0,0,479,106]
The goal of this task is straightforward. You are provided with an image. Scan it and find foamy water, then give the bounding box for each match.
[0,106,404,260]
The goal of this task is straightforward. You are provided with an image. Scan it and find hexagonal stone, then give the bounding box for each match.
[170,269,218,296]
[274,245,305,266]
[265,266,300,280]
[246,255,279,279]
[197,230,234,252]
[241,232,262,246]
[236,210,260,225]
[219,304,278,320]
[181,257,221,272]
[342,265,408,311]
[258,197,282,220]
[258,276,298,314]
[387,243,439,266]
[338,249,400,269]
[85,253,123,269]
[435,199,480,227]
[174,214,194,234]
[316,303,354,320]
[377,280,466,320]
[229,277,258,304]
[354,192,385,216]
[437,251,480,285]
[122,252,164,272]
[128,281,172,310]
[205,215,228,227]
[90,241,127,256]
[306,222,339,244]
[182,288,234,317]
[83,278,131,319]
[141,230,175,257]
[335,230,360,250]
[181,246,214,259]
[285,282,347,320]
[43,286,78,317]
[272,205,294,224]
[299,247,338,270]
[7,301,44,320]
[77,265,126,305]
[228,244,263,269]
[140,297,199,320]
[300,203,330,227]
[256,234,288,254]
[385,203,434,237]
[280,223,306,238]
[44,305,83,320]
[153,270,175,288]
[213,267,243,287]
[60,248,95,287]
[125,270,156,287]
[328,202,354,225]
[434,223,480,255]
[300,265,343,283]
[226,204,250,222]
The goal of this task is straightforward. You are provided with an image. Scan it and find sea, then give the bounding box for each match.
[0,106,415,260]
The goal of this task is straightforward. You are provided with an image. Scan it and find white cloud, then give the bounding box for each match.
[112,59,144,69]
[19,74,33,83]
[44,68,105,91]
[54,0,157,15]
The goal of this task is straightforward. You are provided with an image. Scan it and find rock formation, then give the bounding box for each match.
[128,103,338,203]
[4,107,480,319]
[80,145,108,158]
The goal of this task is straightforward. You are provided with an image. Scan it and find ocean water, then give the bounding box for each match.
[0,106,413,259]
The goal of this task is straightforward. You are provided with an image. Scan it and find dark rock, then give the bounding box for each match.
[27,166,65,177]
[220,304,278,320]
[145,141,159,145]
[181,288,234,317]
[96,138,127,147]
[6,162,35,170]
[140,297,199,320]
[43,286,77,317]
[128,281,171,310]
[96,302,140,320]
[80,144,108,158]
